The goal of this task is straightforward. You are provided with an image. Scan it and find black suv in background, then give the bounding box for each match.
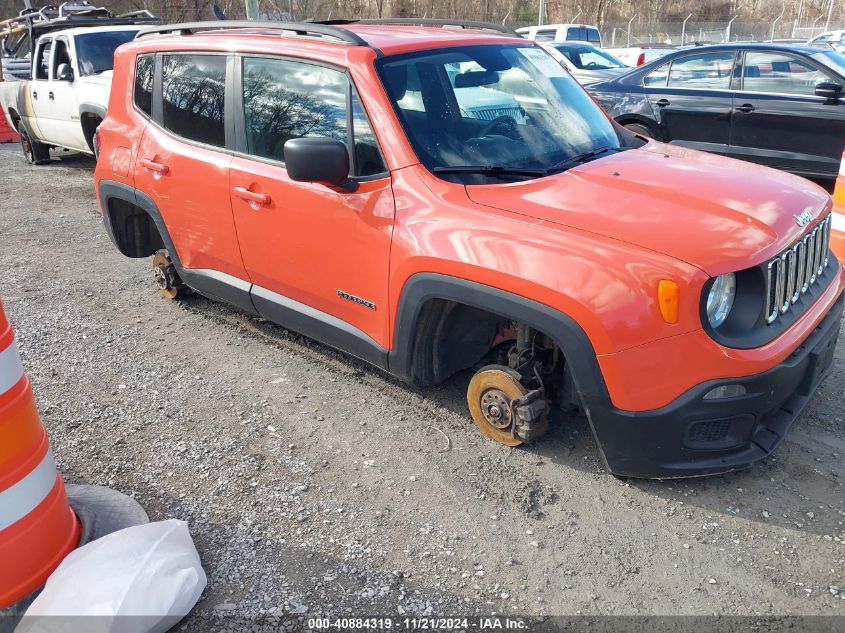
[588,43,845,180]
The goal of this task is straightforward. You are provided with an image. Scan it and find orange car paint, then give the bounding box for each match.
[95,25,844,416]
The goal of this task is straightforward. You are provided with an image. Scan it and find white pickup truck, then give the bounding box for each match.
[1,24,144,164]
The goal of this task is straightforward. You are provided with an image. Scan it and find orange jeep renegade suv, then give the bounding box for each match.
[94,19,844,478]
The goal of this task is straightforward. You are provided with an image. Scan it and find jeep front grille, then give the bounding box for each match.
[765,214,832,325]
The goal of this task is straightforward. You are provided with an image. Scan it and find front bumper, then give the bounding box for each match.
[585,290,843,478]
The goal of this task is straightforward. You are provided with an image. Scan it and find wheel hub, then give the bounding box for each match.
[480,389,512,429]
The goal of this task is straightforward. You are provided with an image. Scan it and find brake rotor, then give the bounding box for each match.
[466,365,528,447]
[152,250,181,300]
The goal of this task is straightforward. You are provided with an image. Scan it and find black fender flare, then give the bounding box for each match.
[98,180,257,315]
[388,273,610,403]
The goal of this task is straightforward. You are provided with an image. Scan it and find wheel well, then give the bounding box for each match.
[80,112,102,152]
[7,108,21,132]
[105,197,165,258]
[408,298,568,395]
[616,117,657,137]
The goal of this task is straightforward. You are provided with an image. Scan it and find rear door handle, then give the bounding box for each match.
[735,103,755,113]
[32,91,37,100]
[233,186,271,207]
[139,158,169,174]
[655,98,671,107]
[48,91,54,100]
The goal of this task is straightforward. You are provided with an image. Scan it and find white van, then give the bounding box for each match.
[516,24,602,47]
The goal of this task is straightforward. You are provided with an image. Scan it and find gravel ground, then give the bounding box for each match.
[1,144,844,629]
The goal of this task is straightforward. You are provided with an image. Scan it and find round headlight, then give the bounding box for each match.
[706,273,736,328]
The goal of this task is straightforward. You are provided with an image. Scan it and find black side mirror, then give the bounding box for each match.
[283,137,358,192]
[815,81,843,100]
[56,63,74,82]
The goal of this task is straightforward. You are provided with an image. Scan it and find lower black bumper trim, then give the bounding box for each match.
[585,290,843,479]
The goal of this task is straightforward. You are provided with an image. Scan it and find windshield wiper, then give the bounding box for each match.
[545,146,617,174]
[432,165,549,178]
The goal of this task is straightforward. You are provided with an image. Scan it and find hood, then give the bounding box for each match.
[464,142,831,275]
[78,69,113,87]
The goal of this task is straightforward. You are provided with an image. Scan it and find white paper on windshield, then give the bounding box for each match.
[517,47,567,77]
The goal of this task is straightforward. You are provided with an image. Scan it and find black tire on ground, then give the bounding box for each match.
[20,131,51,165]
[623,123,654,139]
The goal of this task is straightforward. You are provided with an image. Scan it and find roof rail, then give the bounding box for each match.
[318,18,519,36]
[135,20,369,47]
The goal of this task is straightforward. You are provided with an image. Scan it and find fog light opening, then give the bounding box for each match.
[703,384,747,401]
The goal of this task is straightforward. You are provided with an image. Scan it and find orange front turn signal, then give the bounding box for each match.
[658,280,679,324]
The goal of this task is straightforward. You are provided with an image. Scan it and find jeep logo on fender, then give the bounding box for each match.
[795,210,814,227]
[337,290,376,311]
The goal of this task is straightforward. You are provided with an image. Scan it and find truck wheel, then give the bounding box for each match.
[20,131,50,165]
[152,250,188,300]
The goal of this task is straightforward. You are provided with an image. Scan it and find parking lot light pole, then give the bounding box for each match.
[538,0,544,26]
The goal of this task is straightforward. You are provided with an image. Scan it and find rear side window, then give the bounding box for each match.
[35,39,52,80]
[534,30,556,42]
[161,54,226,148]
[667,51,735,89]
[134,54,154,117]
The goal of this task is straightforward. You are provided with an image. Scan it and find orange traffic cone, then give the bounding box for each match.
[0,299,80,608]
[831,152,845,264]
[0,299,147,617]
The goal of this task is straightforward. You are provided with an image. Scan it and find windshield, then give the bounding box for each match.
[376,44,623,182]
[556,45,624,70]
[74,30,138,76]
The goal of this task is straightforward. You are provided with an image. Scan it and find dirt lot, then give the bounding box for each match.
[1,143,844,628]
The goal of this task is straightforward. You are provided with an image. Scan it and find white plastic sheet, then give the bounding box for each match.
[17,519,206,633]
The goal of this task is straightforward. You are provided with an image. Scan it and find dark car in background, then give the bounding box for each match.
[588,43,845,180]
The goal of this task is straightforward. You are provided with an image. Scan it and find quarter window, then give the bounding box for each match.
[742,52,833,96]
[161,54,226,148]
[643,64,669,87]
[134,54,154,117]
[351,90,387,177]
[667,52,735,89]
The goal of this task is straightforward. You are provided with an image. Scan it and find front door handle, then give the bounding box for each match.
[735,103,755,113]
[655,98,671,107]
[139,158,169,174]
[233,186,271,207]
[32,91,37,100]
[48,91,54,100]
